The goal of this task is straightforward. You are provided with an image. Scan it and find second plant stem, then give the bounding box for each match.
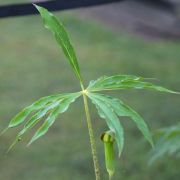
[81,85,101,180]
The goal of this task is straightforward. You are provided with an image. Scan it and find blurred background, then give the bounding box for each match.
[0,0,179,179]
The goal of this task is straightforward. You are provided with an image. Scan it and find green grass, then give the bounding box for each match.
[0,11,180,180]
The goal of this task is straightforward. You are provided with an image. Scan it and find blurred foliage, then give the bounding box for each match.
[149,123,180,165]
[0,8,180,180]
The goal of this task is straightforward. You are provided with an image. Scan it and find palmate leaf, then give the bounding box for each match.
[17,93,80,137]
[28,93,81,145]
[5,92,81,150]
[88,93,153,155]
[8,93,71,128]
[34,5,82,82]
[87,75,177,93]
[149,123,180,164]
[17,101,61,137]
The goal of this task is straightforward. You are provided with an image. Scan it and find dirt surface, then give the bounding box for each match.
[75,0,180,40]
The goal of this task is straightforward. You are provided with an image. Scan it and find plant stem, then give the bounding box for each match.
[109,175,113,180]
[81,83,101,180]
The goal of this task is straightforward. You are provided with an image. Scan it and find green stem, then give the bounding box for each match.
[81,83,101,180]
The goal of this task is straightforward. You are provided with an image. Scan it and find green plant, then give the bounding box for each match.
[1,5,178,180]
[149,123,180,165]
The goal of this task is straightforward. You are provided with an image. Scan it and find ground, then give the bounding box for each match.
[76,0,180,40]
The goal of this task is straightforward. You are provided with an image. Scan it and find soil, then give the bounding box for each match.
[75,0,180,40]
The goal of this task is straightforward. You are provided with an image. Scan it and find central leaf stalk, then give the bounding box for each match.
[81,83,101,180]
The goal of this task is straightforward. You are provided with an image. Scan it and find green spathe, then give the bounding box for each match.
[101,131,116,179]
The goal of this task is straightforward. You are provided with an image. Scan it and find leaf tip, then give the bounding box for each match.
[0,127,8,137]
[32,3,39,9]
[8,124,14,128]
[118,152,121,158]
[118,149,123,158]
[27,137,36,147]
[27,140,33,147]
[172,91,180,95]
[26,142,31,147]
[6,138,19,154]
[149,138,154,149]
[33,3,43,13]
